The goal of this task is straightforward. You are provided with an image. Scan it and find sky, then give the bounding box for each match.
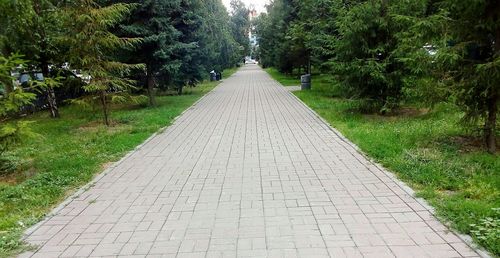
[222,0,269,14]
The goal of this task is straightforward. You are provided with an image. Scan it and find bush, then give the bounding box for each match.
[0,155,20,176]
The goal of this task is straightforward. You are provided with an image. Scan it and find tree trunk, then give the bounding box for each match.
[485,17,500,153]
[308,53,312,75]
[41,60,60,118]
[146,64,156,106]
[178,85,183,95]
[100,90,110,126]
[485,94,497,154]
[34,1,59,118]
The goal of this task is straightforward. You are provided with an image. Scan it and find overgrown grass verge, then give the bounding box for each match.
[0,67,237,256]
[266,69,500,256]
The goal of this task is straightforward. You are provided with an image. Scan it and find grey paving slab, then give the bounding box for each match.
[21,65,485,257]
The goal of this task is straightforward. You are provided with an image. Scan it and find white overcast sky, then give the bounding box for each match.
[222,0,269,13]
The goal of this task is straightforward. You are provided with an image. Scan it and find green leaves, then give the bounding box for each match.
[64,0,145,125]
[0,88,36,117]
[328,0,412,111]
[0,121,38,154]
[0,54,38,160]
[229,0,250,57]
[258,0,499,147]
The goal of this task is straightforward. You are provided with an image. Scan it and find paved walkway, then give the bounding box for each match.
[22,65,482,257]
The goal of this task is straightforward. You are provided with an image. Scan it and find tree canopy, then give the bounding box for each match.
[0,0,250,120]
[255,0,499,153]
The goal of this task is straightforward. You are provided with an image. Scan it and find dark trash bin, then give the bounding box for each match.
[216,72,222,81]
[210,71,216,81]
[301,74,311,90]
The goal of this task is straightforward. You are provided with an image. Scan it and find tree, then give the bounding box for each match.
[66,0,144,126]
[171,0,206,95]
[255,0,314,74]
[112,0,240,99]
[229,0,250,59]
[201,0,241,70]
[0,54,37,172]
[434,0,500,153]
[288,0,340,73]
[112,0,182,106]
[255,0,293,72]
[330,0,429,112]
[0,0,66,118]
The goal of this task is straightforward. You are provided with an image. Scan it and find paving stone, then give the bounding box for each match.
[20,65,482,257]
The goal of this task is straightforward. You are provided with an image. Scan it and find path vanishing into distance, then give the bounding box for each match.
[21,65,484,258]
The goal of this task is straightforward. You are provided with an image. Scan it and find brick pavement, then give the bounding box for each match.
[21,65,484,257]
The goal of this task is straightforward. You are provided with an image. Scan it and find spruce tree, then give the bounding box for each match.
[112,0,182,105]
[66,0,144,126]
[0,54,37,171]
[171,0,206,95]
[435,0,500,153]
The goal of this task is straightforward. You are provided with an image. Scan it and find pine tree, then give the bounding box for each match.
[171,0,206,95]
[434,0,500,153]
[331,0,421,112]
[289,0,341,73]
[112,0,182,106]
[0,54,37,171]
[66,0,144,126]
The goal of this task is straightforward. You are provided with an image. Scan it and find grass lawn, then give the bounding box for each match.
[264,67,301,86]
[0,67,237,256]
[266,69,500,256]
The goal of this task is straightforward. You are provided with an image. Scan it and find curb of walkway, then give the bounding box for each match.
[21,73,233,246]
[268,73,492,258]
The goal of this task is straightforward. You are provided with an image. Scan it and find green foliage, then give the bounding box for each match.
[0,73,236,256]
[171,0,207,91]
[0,54,37,173]
[229,0,250,58]
[0,155,21,175]
[433,0,500,153]
[201,0,242,70]
[264,67,300,86]
[65,0,144,125]
[1,0,244,112]
[470,208,500,255]
[0,121,36,155]
[0,0,68,117]
[288,0,340,72]
[111,0,183,104]
[109,0,243,103]
[257,0,499,150]
[268,69,500,256]
[0,54,25,94]
[256,0,339,73]
[254,0,299,72]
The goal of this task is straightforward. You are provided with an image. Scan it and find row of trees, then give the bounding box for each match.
[0,0,250,166]
[255,0,499,153]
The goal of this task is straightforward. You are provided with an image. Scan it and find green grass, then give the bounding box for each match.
[264,67,301,86]
[267,69,500,256]
[0,67,237,256]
